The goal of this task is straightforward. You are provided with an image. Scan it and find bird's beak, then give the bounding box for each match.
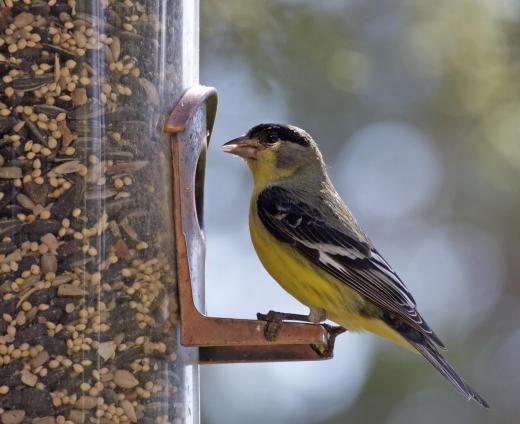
[222,136,259,159]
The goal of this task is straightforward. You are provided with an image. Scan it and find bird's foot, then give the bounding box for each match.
[312,324,347,358]
[256,310,311,342]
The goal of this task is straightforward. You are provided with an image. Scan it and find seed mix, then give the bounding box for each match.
[0,0,187,422]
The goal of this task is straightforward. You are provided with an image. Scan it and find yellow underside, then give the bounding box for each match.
[249,206,413,351]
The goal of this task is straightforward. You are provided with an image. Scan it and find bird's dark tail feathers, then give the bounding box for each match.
[382,312,489,408]
[410,339,489,408]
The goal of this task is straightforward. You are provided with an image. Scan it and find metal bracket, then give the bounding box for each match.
[166,86,339,363]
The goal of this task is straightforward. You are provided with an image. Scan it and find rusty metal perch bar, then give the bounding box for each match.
[166,85,341,363]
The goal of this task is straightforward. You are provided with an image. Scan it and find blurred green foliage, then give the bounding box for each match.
[200,1,520,423]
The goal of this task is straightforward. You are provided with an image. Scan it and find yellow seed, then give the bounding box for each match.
[48,359,59,369]
[73,363,84,373]
[136,242,148,250]
[48,138,58,149]
[80,382,90,392]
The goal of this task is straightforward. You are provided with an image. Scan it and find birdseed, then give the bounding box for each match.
[0,0,189,422]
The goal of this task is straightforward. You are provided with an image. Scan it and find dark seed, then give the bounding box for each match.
[0,362,23,387]
[0,116,16,133]
[24,181,50,205]
[33,104,67,119]
[40,335,67,356]
[0,296,17,316]
[24,220,61,240]
[38,305,63,322]
[69,99,103,120]
[0,241,16,255]
[17,323,47,344]
[50,179,85,219]
[0,218,24,239]
[29,0,51,15]
[22,115,48,144]
[12,74,54,91]
[57,240,82,258]
[7,387,53,417]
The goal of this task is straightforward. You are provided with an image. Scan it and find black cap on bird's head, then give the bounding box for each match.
[246,123,312,147]
[222,123,315,160]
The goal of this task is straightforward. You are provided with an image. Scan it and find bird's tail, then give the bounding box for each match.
[409,339,489,408]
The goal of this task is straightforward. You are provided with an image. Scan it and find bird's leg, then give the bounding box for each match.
[308,307,327,324]
[256,308,328,341]
[256,310,309,341]
[256,310,311,323]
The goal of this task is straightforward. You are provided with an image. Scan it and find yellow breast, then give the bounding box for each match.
[249,201,363,321]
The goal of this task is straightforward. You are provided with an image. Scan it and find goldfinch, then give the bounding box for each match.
[223,123,488,408]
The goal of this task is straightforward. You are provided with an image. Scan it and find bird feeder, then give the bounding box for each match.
[166,86,343,364]
[0,0,341,423]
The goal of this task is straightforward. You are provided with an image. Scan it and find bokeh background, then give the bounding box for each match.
[198,1,520,423]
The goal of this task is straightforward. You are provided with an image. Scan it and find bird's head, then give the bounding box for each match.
[223,123,326,185]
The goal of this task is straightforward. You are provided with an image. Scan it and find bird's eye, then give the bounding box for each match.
[267,131,278,144]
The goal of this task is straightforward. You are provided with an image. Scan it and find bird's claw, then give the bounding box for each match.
[264,321,282,342]
[256,310,310,341]
[256,310,346,351]
[312,324,346,358]
[256,311,284,341]
[256,310,277,322]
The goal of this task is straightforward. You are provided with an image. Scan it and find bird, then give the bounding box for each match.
[222,123,488,408]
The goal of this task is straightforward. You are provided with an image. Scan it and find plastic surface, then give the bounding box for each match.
[0,0,198,422]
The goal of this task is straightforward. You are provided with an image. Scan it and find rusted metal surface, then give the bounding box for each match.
[166,85,340,363]
[165,85,218,135]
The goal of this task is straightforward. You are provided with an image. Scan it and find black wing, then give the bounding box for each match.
[256,186,444,348]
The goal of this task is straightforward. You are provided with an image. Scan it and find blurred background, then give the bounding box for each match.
[198,0,520,423]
